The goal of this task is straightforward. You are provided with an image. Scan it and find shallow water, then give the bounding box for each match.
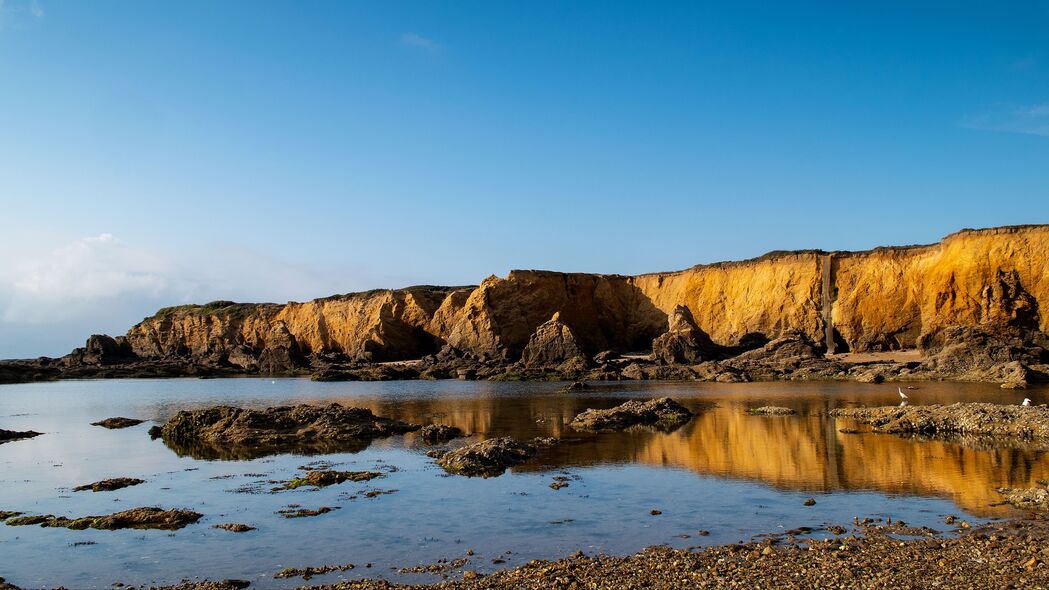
[1,378,1047,588]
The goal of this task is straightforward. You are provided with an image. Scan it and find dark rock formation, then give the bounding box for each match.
[91,417,145,429]
[520,312,585,368]
[653,306,722,365]
[419,424,464,443]
[73,477,145,492]
[0,429,42,444]
[277,470,382,490]
[570,398,693,432]
[213,523,255,533]
[157,403,419,459]
[436,437,555,477]
[4,507,201,530]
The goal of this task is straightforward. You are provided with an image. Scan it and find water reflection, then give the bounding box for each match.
[163,383,1047,517]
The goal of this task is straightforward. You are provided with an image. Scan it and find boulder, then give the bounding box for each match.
[520,312,584,368]
[258,321,306,374]
[653,305,722,365]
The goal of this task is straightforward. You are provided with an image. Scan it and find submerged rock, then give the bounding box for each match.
[569,398,693,432]
[830,403,1049,439]
[748,406,797,416]
[277,470,382,490]
[73,477,145,492]
[277,506,336,518]
[4,507,201,530]
[436,437,555,477]
[419,424,464,443]
[157,403,420,459]
[91,417,145,429]
[0,429,42,444]
[213,523,255,533]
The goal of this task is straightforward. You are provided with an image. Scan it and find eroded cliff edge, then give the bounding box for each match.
[3,224,1047,385]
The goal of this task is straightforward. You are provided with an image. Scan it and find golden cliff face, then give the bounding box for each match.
[832,226,1049,350]
[123,224,1049,359]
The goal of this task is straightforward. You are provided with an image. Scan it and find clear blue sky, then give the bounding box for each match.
[1,0,1047,357]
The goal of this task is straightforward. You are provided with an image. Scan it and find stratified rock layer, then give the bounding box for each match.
[4,225,1048,383]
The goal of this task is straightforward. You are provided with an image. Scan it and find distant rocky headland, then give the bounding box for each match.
[2,224,1047,387]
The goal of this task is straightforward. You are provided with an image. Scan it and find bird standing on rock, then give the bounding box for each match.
[1023,398,1032,407]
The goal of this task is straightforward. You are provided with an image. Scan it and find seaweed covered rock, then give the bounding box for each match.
[5,507,201,530]
[569,398,693,432]
[73,477,144,492]
[277,470,382,490]
[436,437,554,477]
[653,305,722,365]
[158,403,420,459]
[830,403,1049,439]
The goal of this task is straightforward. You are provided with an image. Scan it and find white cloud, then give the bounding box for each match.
[400,32,441,52]
[29,0,42,18]
[962,102,1049,138]
[1,233,179,323]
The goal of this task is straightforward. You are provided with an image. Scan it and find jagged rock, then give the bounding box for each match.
[436,437,555,477]
[0,429,42,444]
[419,424,464,443]
[157,403,420,459]
[918,325,1047,380]
[64,334,136,366]
[593,350,620,364]
[225,346,259,371]
[521,313,584,368]
[258,321,306,374]
[73,478,145,492]
[653,305,722,365]
[621,363,646,380]
[570,398,693,432]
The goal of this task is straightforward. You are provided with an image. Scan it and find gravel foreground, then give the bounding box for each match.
[129,518,1049,590]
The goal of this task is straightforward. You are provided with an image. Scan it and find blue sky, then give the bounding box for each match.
[1,0,1047,357]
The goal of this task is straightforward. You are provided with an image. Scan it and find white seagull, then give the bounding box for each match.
[1023,398,1032,407]
[898,387,909,407]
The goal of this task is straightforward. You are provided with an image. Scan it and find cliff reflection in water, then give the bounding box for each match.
[357,389,1049,516]
[153,381,1049,516]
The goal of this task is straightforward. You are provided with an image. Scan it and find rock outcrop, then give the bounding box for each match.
[520,312,584,368]
[653,305,722,364]
[157,403,420,459]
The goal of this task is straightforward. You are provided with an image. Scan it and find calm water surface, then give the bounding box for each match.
[1,378,1047,588]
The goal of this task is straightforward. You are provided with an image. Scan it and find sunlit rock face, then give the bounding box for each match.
[120,225,1049,364]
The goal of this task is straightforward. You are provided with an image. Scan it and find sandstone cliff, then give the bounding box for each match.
[76,224,1049,375]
